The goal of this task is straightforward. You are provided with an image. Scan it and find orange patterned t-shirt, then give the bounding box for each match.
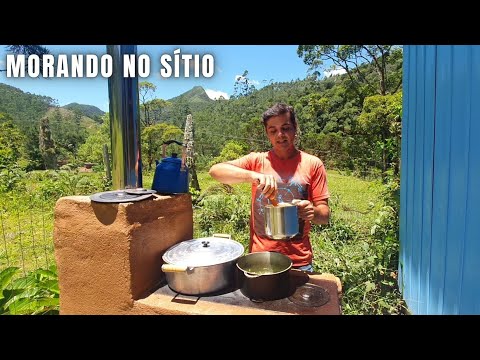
[228,150,330,266]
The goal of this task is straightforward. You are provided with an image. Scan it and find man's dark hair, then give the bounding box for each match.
[262,103,298,129]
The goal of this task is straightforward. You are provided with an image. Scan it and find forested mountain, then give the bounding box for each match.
[0,83,100,169]
[159,86,214,128]
[63,103,105,123]
[0,83,56,127]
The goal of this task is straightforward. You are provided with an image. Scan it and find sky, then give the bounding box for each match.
[0,45,340,113]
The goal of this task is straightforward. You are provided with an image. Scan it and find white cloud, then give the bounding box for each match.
[205,89,230,100]
[324,68,347,77]
[234,75,260,86]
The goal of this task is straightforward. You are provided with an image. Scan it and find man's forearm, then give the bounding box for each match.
[312,202,330,225]
[209,163,256,185]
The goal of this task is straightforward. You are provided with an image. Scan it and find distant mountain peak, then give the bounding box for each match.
[168,86,213,104]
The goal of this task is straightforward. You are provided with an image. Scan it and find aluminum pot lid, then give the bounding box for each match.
[162,237,244,267]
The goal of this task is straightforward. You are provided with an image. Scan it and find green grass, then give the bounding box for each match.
[0,169,108,274]
[327,171,384,236]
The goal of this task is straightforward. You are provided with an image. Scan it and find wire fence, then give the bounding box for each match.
[0,196,55,276]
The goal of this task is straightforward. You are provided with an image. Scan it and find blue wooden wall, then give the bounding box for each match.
[400,45,480,314]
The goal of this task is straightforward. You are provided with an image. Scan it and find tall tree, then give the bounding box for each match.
[184,114,200,192]
[0,45,50,72]
[149,98,171,123]
[138,81,157,127]
[141,123,183,170]
[357,92,402,179]
[0,117,26,169]
[297,45,403,103]
[77,114,111,165]
[233,70,256,98]
[39,116,57,169]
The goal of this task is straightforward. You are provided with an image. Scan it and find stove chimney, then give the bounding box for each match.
[107,45,142,189]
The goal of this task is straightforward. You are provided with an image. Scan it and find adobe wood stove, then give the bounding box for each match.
[137,269,342,315]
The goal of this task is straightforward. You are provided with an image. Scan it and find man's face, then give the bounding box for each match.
[265,113,296,150]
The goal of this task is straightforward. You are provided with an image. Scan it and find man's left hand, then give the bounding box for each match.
[292,199,315,221]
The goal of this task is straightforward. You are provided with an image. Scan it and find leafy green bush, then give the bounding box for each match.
[194,192,250,249]
[208,141,249,168]
[22,170,108,200]
[310,174,405,314]
[0,165,26,193]
[0,265,59,315]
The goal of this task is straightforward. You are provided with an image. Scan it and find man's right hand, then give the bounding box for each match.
[253,173,277,199]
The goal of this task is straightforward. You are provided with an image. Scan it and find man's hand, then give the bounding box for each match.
[292,199,315,221]
[253,173,277,199]
[292,199,329,224]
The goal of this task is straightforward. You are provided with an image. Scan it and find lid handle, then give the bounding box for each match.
[212,233,232,239]
[202,241,210,247]
[162,264,191,273]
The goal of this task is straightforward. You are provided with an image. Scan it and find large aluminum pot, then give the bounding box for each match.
[161,234,244,295]
[264,203,299,239]
[236,251,293,301]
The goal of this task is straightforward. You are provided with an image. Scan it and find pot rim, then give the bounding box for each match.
[264,202,297,209]
[236,251,293,275]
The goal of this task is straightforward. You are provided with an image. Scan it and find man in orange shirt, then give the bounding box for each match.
[209,103,330,272]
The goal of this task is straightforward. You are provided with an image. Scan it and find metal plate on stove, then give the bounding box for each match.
[288,283,330,307]
[90,190,154,203]
[124,188,157,195]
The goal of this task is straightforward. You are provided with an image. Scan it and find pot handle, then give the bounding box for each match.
[243,271,260,279]
[161,264,192,273]
[212,233,231,239]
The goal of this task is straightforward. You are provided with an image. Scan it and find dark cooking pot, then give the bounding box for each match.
[161,234,244,296]
[236,251,293,301]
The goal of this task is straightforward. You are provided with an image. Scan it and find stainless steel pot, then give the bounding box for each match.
[236,251,293,301]
[161,234,244,295]
[264,203,299,239]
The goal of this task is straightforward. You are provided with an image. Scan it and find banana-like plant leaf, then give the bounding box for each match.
[8,298,40,315]
[31,298,59,315]
[37,279,59,294]
[0,267,19,292]
[4,288,40,309]
[9,276,37,290]
[33,269,58,280]
[9,297,59,315]
[0,288,24,311]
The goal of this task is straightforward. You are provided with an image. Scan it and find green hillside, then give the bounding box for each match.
[0,83,101,169]
[158,85,214,128]
[63,103,105,122]
[44,107,100,135]
[0,83,55,127]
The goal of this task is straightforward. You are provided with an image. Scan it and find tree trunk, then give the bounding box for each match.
[190,164,200,192]
[147,138,153,170]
